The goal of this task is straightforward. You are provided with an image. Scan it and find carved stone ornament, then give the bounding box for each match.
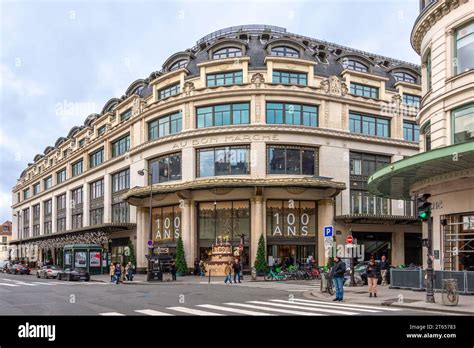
[392,94,402,105]
[320,76,348,96]
[183,81,195,96]
[132,97,141,117]
[251,73,265,88]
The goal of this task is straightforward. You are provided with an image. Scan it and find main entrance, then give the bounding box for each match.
[352,232,392,261]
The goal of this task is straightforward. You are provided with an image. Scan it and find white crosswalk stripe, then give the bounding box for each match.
[134,309,174,316]
[99,312,125,316]
[269,299,379,313]
[0,282,20,287]
[225,302,320,316]
[291,298,402,311]
[247,300,358,315]
[198,304,275,316]
[167,306,224,316]
[1,279,37,286]
[0,278,109,288]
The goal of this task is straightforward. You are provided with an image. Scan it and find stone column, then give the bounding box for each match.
[66,190,72,230]
[317,198,334,266]
[250,195,264,267]
[135,207,148,272]
[52,197,57,232]
[103,174,111,223]
[181,199,194,268]
[391,228,405,266]
[83,182,90,227]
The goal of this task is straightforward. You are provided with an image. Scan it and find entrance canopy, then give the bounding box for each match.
[368,142,474,200]
[123,177,346,205]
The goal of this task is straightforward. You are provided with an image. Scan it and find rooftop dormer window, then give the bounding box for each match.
[343,59,368,73]
[212,47,242,59]
[393,71,416,84]
[271,46,299,58]
[169,59,188,71]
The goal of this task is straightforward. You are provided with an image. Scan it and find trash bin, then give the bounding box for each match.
[251,267,257,281]
[442,279,459,306]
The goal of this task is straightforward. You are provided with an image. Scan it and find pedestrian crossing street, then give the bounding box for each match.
[99,298,401,316]
[201,279,321,292]
[0,278,110,288]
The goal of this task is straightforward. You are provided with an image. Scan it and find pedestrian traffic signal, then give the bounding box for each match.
[417,193,431,221]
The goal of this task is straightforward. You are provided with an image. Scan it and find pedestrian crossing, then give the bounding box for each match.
[203,279,321,293]
[99,298,401,316]
[0,278,109,288]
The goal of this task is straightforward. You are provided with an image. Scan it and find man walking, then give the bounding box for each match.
[379,255,390,285]
[330,256,346,301]
[232,259,241,283]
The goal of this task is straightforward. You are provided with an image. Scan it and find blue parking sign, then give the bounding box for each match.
[324,225,333,237]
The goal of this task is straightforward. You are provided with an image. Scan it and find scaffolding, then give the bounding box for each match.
[442,214,474,271]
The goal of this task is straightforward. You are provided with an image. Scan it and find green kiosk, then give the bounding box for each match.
[63,244,108,275]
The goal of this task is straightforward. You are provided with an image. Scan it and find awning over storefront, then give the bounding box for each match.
[9,223,136,246]
[368,142,474,200]
[334,214,421,225]
[123,177,346,204]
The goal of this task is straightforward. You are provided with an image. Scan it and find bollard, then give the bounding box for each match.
[208,269,211,284]
[442,279,459,306]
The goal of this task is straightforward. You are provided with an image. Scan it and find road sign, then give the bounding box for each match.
[346,235,353,244]
[147,240,154,248]
[324,237,333,247]
[323,225,333,237]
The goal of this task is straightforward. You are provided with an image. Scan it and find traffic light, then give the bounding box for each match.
[417,193,432,221]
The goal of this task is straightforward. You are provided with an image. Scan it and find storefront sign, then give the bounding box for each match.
[74,251,87,268]
[89,252,101,267]
[153,205,181,242]
[172,134,280,149]
[267,200,316,237]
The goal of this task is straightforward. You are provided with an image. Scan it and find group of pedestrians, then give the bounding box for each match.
[330,254,391,301]
[193,258,206,277]
[109,261,135,284]
[224,259,242,284]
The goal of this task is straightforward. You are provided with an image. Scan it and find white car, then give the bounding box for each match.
[36,265,63,279]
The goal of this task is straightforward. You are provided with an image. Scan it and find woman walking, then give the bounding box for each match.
[224,262,232,284]
[366,258,380,297]
[109,263,115,282]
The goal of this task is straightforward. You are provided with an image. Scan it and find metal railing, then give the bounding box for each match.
[390,268,474,294]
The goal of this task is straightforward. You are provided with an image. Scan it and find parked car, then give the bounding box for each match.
[36,265,63,279]
[9,264,31,275]
[57,268,90,281]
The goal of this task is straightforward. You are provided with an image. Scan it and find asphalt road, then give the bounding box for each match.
[0,273,445,316]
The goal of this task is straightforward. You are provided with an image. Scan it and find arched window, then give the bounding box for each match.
[271,46,299,58]
[343,59,368,73]
[169,59,188,71]
[393,71,416,83]
[212,47,242,59]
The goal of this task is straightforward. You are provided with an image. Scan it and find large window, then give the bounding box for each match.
[112,168,130,192]
[44,199,52,215]
[350,190,390,215]
[120,108,132,121]
[112,202,129,223]
[453,104,474,144]
[57,194,66,210]
[393,71,416,83]
[149,153,181,184]
[57,217,66,232]
[426,50,432,90]
[206,70,243,87]
[111,134,130,157]
[90,208,104,226]
[169,59,188,71]
[71,187,83,205]
[44,176,52,190]
[272,70,307,85]
[71,213,83,229]
[455,21,474,74]
[90,179,104,199]
[197,103,249,128]
[23,208,29,238]
[403,122,420,142]
[198,201,250,242]
[33,182,40,195]
[89,148,104,168]
[350,82,379,99]
[44,221,52,235]
[266,102,318,127]
[158,83,180,99]
[23,188,30,200]
[421,122,432,151]
[97,125,106,136]
[343,59,368,72]
[152,205,182,243]
[212,47,242,59]
[349,112,390,137]
[271,46,299,58]
[350,152,390,177]
[57,168,66,184]
[33,204,40,220]
[71,160,83,177]
[266,200,316,237]
[403,93,421,107]
[267,145,318,175]
[197,146,250,177]
[148,112,182,140]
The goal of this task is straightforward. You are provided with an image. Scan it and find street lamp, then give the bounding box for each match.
[137,168,153,265]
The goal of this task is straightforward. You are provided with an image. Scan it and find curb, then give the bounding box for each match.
[307,290,470,315]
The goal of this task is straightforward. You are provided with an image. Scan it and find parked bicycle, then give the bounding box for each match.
[264,268,287,281]
[321,272,335,295]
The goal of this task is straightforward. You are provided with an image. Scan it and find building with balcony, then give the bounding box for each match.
[369,0,474,271]
[11,25,422,271]
[0,221,12,260]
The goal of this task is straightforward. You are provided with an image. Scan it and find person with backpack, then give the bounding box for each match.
[330,256,346,301]
[114,263,122,285]
[367,257,380,297]
[232,259,242,283]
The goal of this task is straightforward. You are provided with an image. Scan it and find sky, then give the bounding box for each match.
[0,0,421,223]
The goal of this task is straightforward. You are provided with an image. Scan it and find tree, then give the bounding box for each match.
[126,240,136,267]
[175,236,188,274]
[254,234,267,272]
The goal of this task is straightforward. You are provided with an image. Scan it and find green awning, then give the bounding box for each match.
[368,141,474,200]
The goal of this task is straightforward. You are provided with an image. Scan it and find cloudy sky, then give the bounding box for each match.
[0,0,420,223]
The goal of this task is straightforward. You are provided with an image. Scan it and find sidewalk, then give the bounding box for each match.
[307,284,474,315]
[90,273,261,284]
